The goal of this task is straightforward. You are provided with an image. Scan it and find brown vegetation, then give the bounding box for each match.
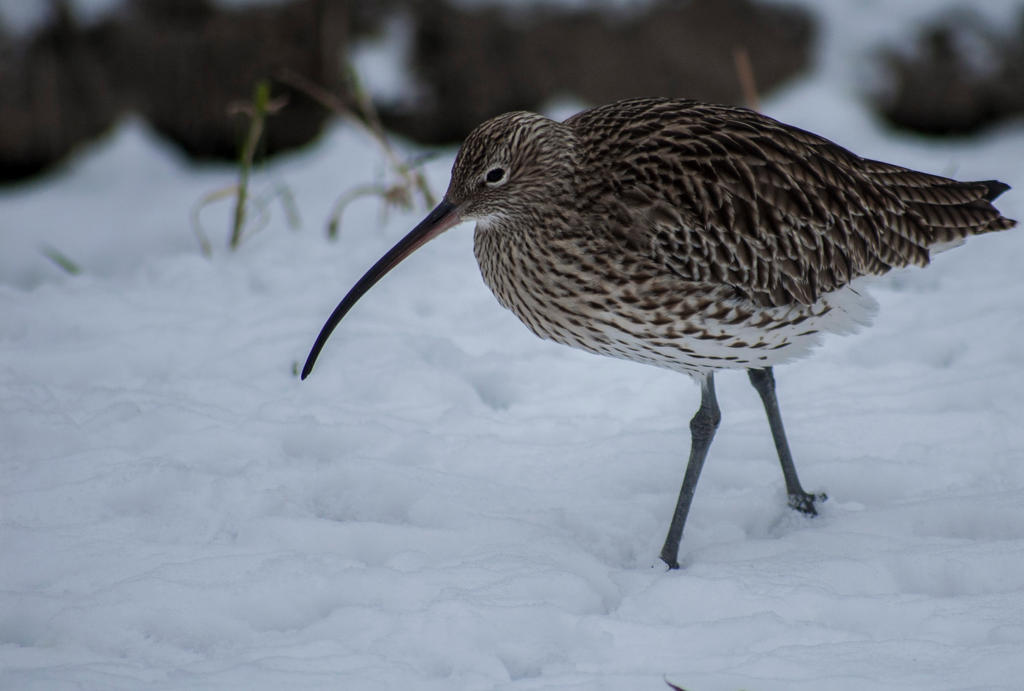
[873,8,1024,136]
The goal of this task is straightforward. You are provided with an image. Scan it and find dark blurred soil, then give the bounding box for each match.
[0,0,814,181]
[4,0,1021,184]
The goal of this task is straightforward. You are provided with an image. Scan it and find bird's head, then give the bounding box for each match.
[300,110,577,379]
[445,111,578,228]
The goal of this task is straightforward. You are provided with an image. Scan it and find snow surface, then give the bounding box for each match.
[3,2,1024,690]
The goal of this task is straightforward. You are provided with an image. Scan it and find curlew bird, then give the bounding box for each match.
[302,97,1016,569]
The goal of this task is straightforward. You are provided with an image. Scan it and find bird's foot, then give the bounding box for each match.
[659,550,681,571]
[788,491,827,516]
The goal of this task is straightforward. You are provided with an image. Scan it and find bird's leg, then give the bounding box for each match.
[746,367,825,515]
[660,373,721,569]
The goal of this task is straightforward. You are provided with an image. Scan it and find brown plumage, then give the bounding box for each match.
[302,97,1015,568]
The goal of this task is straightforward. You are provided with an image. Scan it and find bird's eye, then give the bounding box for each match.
[484,167,506,185]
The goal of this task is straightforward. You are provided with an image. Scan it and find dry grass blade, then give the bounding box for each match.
[276,67,436,239]
[40,244,81,275]
[732,45,760,112]
[191,185,238,257]
[191,82,296,257]
[326,183,413,240]
[227,81,288,250]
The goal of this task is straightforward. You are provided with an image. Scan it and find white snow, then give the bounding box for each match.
[348,12,423,108]
[2,2,1024,690]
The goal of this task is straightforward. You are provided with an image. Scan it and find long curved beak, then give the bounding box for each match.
[301,199,462,379]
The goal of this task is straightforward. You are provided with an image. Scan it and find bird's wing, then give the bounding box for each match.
[570,98,1012,307]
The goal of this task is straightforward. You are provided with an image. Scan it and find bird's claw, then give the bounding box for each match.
[788,491,826,516]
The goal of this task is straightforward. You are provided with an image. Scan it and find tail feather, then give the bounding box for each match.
[899,178,1016,242]
[867,163,1014,232]
[977,179,1010,202]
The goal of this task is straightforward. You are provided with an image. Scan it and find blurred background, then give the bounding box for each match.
[2,0,1023,184]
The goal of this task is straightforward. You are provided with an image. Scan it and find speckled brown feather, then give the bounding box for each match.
[564,98,1014,307]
